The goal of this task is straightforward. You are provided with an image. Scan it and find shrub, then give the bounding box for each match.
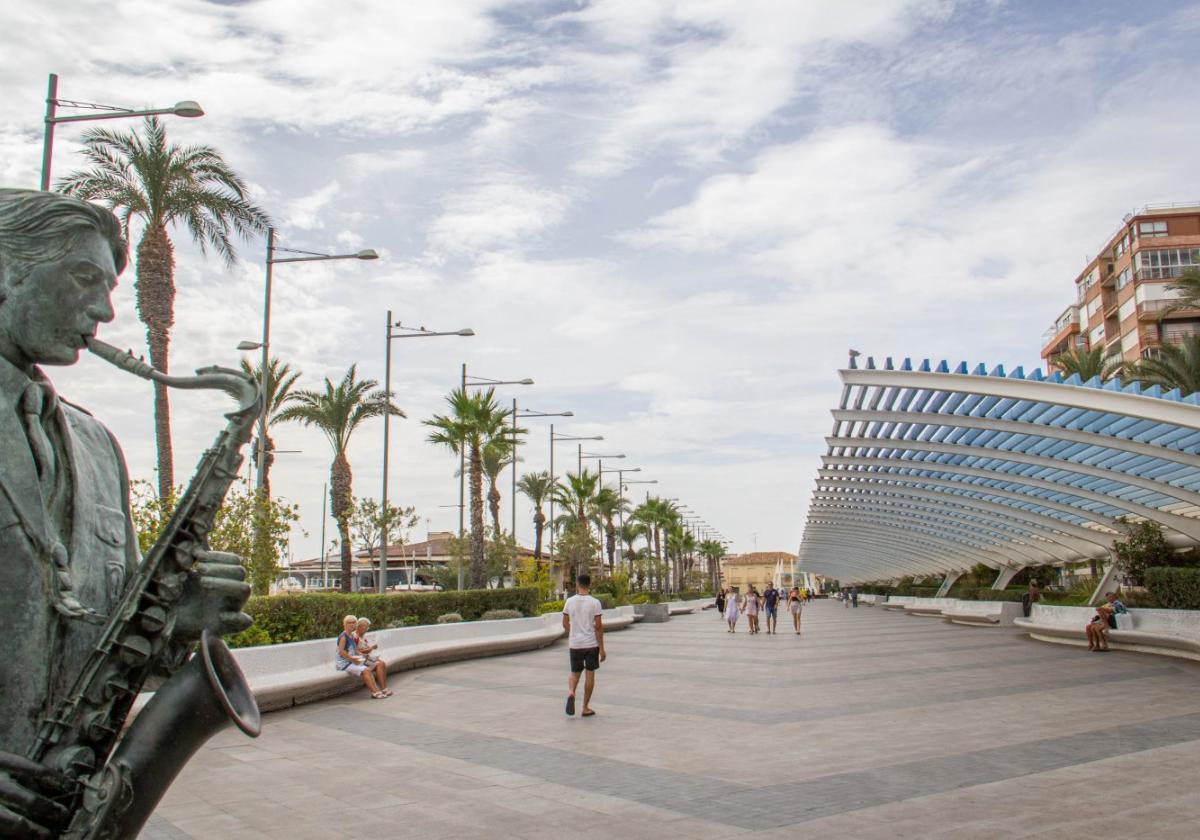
[596,594,615,610]
[537,600,565,615]
[480,609,523,621]
[1145,567,1200,610]
[226,623,272,649]
[436,612,463,623]
[245,587,540,644]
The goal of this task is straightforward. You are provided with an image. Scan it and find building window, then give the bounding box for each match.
[1136,248,1200,280]
[1089,324,1105,346]
[1086,296,1102,320]
[1118,298,1136,321]
[1120,331,1139,354]
[1138,220,1168,238]
[1115,266,1133,290]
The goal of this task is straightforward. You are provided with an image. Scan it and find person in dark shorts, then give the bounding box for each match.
[762,583,780,634]
[562,573,606,716]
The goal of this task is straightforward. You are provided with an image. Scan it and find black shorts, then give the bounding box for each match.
[569,647,600,673]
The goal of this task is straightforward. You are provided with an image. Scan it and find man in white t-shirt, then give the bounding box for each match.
[562,573,606,717]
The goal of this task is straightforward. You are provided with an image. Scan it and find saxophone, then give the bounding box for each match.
[29,337,265,840]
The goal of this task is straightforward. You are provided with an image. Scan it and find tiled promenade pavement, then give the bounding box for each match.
[143,601,1200,839]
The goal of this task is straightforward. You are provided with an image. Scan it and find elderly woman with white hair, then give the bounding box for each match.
[335,614,390,698]
[355,617,391,695]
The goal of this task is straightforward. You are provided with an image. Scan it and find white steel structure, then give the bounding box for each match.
[799,356,1200,591]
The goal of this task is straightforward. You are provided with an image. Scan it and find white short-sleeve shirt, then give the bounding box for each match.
[563,594,603,649]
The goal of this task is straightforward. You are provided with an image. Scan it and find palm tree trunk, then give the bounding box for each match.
[263,431,276,498]
[533,509,545,559]
[331,453,354,592]
[469,442,486,587]
[606,523,616,572]
[488,481,502,536]
[136,225,176,501]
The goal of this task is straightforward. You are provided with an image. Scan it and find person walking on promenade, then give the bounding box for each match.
[788,586,804,634]
[763,582,780,634]
[850,586,859,608]
[842,588,850,608]
[725,587,740,632]
[715,588,726,619]
[806,587,813,604]
[745,585,760,634]
[563,573,606,716]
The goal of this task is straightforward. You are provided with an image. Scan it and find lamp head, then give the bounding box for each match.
[173,100,204,118]
[518,378,534,385]
[237,340,263,351]
[355,249,380,260]
[562,411,574,416]
[457,329,475,337]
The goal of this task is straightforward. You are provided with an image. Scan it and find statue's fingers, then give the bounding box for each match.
[193,550,243,567]
[0,755,70,795]
[0,778,66,833]
[219,611,253,634]
[194,561,247,581]
[0,804,54,840]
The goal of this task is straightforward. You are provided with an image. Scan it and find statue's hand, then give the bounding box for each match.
[0,752,71,840]
[174,549,253,641]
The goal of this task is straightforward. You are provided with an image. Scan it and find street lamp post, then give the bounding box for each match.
[578,451,625,562]
[548,429,603,561]
[40,72,204,191]
[509,404,572,540]
[377,316,473,593]
[252,232,378,588]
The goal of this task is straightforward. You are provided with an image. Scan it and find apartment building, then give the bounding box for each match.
[1041,203,1200,369]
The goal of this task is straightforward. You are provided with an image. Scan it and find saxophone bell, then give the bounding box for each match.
[66,630,261,840]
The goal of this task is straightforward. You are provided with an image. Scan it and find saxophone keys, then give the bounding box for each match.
[139,606,168,633]
[117,635,153,667]
[83,708,116,742]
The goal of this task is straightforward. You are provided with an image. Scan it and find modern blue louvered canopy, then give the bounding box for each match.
[798,356,1200,583]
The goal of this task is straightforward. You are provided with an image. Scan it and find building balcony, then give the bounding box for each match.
[1136,299,1200,320]
[1141,328,1200,348]
[1040,320,1081,358]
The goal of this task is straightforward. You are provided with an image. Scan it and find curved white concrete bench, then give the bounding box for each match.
[942,600,1023,627]
[1014,605,1200,661]
[667,601,695,615]
[859,594,888,606]
[901,597,959,617]
[881,596,915,611]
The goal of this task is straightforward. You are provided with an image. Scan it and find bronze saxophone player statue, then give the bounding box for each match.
[0,189,263,838]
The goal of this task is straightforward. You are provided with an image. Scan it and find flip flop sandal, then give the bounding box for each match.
[383,689,394,696]
[371,691,387,699]
[581,710,596,717]
[566,695,576,716]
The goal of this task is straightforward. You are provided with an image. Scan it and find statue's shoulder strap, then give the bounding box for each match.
[59,397,94,417]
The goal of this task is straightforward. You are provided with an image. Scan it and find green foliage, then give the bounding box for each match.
[437,612,463,623]
[1125,334,1200,397]
[1144,567,1200,610]
[385,616,421,629]
[226,623,272,649]
[537,599,566,615]
[514,557,554,602]
[351,496,420,553]
[1113,521,1176,586]
[244,587,540,643]
[1051,345,1123,382]
[129,478,300,596]
[480,609,523,620]
[556,520,601,587]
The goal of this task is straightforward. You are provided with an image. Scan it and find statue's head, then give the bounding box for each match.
[0,189,127,370]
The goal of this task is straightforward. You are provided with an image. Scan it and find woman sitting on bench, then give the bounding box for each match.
[1085,604,1113,651]
[335,614,391,698]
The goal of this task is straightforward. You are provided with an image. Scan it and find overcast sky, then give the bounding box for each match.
[3,0,1200,562]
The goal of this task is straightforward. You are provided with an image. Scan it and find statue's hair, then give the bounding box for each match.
[0,189,128,290]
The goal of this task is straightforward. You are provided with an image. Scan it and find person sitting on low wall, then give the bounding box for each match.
[1085,602,1116,652]
[335,614,389,699]
[355,617,391,695]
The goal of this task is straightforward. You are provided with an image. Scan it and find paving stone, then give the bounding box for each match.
[143,602,1200,838]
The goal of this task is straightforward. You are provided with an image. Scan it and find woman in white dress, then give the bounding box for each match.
[725,587,740,633]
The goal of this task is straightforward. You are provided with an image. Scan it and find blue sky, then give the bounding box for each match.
[3,0,1199,561]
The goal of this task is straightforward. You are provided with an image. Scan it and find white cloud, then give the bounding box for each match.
[427,180,570,256]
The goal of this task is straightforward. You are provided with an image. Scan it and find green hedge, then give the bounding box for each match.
[1145,567,1200,610]
[240,588,540,646]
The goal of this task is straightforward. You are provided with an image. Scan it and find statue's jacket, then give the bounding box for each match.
[0,364,138,756]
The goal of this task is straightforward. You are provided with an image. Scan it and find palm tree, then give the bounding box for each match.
[590,488,628,572]
[1050,345,1123,382]
[425,388,524,588]
[619,521,646,564]
[1164,267,1200,313]
[632,496,678,590]
[517,471,556,559]
[1125,335,1200,396]
[59,116,270,501]
[481,439,515,536]
[240,357,301,498]
[698,539,726,590]
[552,470,599,525]
[277,366,400,592]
